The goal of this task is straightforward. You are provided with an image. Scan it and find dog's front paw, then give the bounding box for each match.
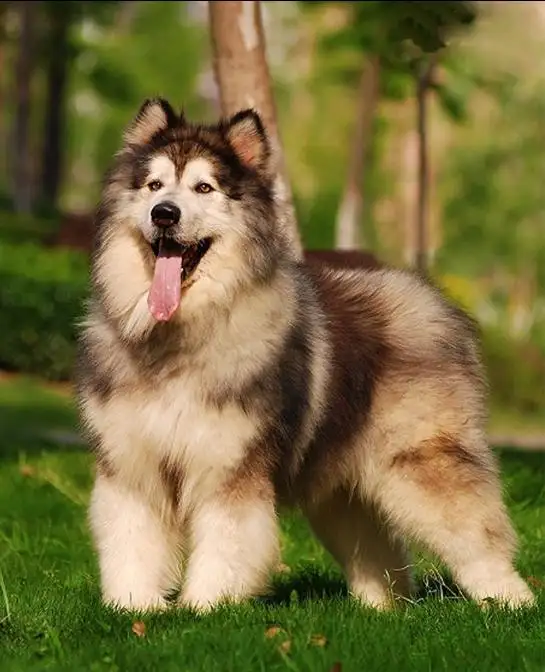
[179,592,219,614]
[180,587,238,614]
[103,590,169,613]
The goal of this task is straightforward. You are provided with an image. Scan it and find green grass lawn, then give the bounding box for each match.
[1,376,544,672]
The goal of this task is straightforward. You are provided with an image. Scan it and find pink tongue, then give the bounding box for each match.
[147,239,183,322]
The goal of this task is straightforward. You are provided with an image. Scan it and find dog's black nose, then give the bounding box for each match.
[151,202,181,228]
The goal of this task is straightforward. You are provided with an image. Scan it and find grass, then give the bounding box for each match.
[0,376,544,672]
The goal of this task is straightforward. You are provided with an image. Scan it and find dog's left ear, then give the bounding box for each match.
[225,109,270,172]
[124,98,180,146]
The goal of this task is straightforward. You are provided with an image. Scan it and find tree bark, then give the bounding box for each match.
[414,57,436,276]
[40,5,71,211]
[401,125,418,267]
[115,0,138,33]
[12,0,38,214]
[0,3,7,184]
[335,55,381,250]
[208,0,303,258]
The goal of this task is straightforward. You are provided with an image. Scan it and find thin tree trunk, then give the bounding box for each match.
[40,6,71,211]
[335,55,381,250]
[208,0,303,258]
[12,0,38,214]
[0,4,7,186]
[414,57,435,276]
[402,125,418,267]
[115,0,138,33]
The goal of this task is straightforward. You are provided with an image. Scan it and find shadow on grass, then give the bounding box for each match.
[262,566,465,607]
[0,375,81,460]
[498,448,545,472]
[497,448,545,505]
[264,567,348,606]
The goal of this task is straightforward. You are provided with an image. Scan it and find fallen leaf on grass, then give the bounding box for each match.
[310,633,327,647]
[265,627,292,654]
[278,640,292,654]
[20,465,35,477]
[329,663,342,672]
[131,621,146,637]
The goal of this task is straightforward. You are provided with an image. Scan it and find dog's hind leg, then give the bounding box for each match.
[303,487,413,609]
[90,473,180,611]
[372,432,534,608]
[180,479,279,612]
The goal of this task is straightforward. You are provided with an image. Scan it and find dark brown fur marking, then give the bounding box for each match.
[95,451,116,479]
[75,399,117,479]
[74,339,114,405]
[483,521,515,554]
[293,268,392,501]
[158,457,185,509]
[391,432,493,492]
[221,452,275,504]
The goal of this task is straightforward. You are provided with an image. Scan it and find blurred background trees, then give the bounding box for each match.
[0,0,544,430]
[3,0,207,215]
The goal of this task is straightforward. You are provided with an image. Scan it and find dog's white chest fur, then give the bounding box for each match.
[88,374,257,509]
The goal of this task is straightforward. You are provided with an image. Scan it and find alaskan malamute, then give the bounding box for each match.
[76,98,533,612]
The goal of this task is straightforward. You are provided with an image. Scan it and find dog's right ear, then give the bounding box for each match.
[225,109,271,172]
[123,98,179,146]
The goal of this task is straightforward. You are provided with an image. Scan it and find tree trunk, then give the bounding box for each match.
[40,6,71,211]
[12,0,38,214]
[335,55,381,250]
[401,125,418,267]
[0,4,7,186]
[0,9,6,188]
[414,57,435,276]
[208,0,303,258]
[115,0,138,33]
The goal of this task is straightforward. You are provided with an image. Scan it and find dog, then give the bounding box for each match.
[76,98,534,613]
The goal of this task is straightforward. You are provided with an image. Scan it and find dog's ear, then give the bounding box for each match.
[225,109,270,172]
[124,98,179,146]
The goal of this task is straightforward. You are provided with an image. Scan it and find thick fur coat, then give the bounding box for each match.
[76,99,534,612]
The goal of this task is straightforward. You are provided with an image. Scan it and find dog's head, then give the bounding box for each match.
[100,98,284,322]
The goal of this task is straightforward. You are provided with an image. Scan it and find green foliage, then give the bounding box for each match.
[0,211,59,245]
[304,1,480,122]
[0,242,88,380]
[305,2,476,64]
[297,192,338,249]
[431,47,492,122]
[86,58,136,105]
[483,327,545,417]
[63,1,208,206]
[435,71,545,417]
[437,81,545,289]
[304,1,476,57]
[384,1,476,54]
[35,1,120,63]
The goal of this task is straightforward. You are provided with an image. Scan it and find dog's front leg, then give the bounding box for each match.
[180,482,279,612]
[90,473,181,611]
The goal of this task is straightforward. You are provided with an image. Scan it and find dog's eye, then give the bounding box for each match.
[148,180,163,192]
[195,182,214,194]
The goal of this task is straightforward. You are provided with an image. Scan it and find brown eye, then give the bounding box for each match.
[195,182,213,194]
[148,180,163,192]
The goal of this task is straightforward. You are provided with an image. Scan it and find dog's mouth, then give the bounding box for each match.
[147,236,211,323]
[150,236,211,281]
